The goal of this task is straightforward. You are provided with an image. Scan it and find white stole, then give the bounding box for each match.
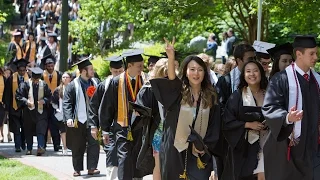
[174,101,210,157]
[242,87,260,144]
[37,45,48,65]
[74,77,98,124]
[27,79,44,114]
[285,64,320,139]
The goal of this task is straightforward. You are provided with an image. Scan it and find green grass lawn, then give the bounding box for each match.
[0,156,57,180]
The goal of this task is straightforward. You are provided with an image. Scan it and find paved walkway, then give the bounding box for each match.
[0,125,152,180]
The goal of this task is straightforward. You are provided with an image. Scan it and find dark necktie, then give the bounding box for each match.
[131,79,136,90]
[303,74,309,81]
[49,74,52,83]
[19,76,24,84]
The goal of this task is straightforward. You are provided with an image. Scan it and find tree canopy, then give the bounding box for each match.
[70,0,320,55]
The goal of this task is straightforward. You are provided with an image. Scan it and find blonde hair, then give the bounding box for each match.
[197,53,213,69]
[149,58,168,80]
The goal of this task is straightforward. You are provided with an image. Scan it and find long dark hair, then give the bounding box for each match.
[178,55,217,108]
[238,60,268,91]
[269,53,293,78]
[58,72,72,98]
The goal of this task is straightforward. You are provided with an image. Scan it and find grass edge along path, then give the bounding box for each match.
[0,155,57,180]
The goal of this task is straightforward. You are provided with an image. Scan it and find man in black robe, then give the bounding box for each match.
[89,55,124,180]
[15,67,52,156]
[214,43,255,177]
[262,35,320,180]
[100,49,146,180]
[6,30,24,69]
[63,56,100,177]
[41,55,62,151]
[4,59,29,152]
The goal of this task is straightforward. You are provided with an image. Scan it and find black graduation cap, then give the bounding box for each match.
[105,55,124,69]
[37,17,45,22]
[40,36,47,41]
[144,54,164,65]
[129,101,152,131]
[292,35,317,48]
[41,54,55,65]
[267,43,293,59]
[40,26,46,31]
[122,49,144,63]
[128,101,152,117]
[72,55,93,69]
[28,31,34,36]
[187,125,212,165]
[29,67,43,78]
[13,59,29,68]
[47,32,57,37]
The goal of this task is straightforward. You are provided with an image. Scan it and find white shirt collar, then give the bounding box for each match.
[295,63,310,76]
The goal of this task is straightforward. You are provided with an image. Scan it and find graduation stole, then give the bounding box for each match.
[286,63,320,160]
[13,41,24,60]
[242,87,261,144]
[174,99,210,177]
[0,75,4,103]
[27,79,44,114]
[117,72,142,140]
[24,41,36,62]
[12,72,29,110]
[43,70,58,93]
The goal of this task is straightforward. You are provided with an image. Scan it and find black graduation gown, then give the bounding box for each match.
[222,90,262,180]
[262,71,320,180]
[88,78,118,167]
[3,74,26,133]
[15,80,52,136]
[132,83,160,175]
[63,77,100,148]
[51,87,67,132]
[150,77,221,180]
[99,74,147,179]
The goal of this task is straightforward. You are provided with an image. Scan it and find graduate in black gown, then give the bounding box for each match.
[6,30,24,68]
[41,55,63,151]
[99,49,146,180]
[62,57,100,177]
[150,39,221,180]
[214,43,256,177]
[222,60,268,180]
[4,59,29,152]
[267,43,294,79]
[262,35,320,180]
[133,58,169,180]
[15,67,52,156]
[51,72,72,155]
[88,55,124,180]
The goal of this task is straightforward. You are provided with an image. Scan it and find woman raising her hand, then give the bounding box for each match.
[150,38,221,180]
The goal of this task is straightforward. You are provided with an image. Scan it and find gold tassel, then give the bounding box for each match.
[179,170,187,179]
[197,157,206,169]
[97,127,102,143]
[127,130,133,141]
[74,119,78,128]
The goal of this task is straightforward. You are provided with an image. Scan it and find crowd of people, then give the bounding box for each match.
[1,30,320,180]
[1,2,320,180]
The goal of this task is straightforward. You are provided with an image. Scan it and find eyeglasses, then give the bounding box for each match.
[260,61,272,66]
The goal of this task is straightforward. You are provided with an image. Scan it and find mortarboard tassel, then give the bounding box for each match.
[179,170,187,180]
[127,130,133,141]
[97,127,102,143]
[197,156,206,169]
[74,119,78,128]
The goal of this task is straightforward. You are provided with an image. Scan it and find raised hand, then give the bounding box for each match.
[163,37,175,60]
